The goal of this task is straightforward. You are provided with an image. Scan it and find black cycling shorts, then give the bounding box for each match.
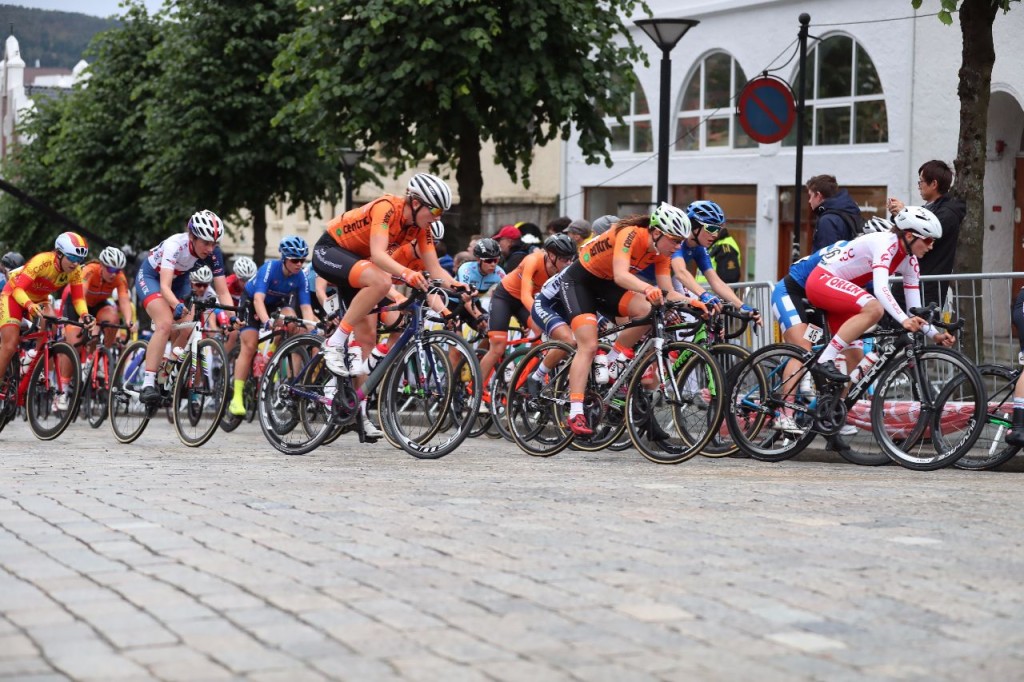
[488,283,529,334]
[312,232,364,307]
[557,261,629,324]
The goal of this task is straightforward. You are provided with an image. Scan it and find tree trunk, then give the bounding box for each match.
[952,0,998,360]
[252,206,268,265]
[455,123,483,250]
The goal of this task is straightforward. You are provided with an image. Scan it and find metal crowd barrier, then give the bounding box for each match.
[728,272,1024,366]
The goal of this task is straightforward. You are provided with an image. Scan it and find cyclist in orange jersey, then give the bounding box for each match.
[557,204,700,436]
[0,232,96,389]
[61,246,135,351]
[312,173,466,377]
[477,234,576,410]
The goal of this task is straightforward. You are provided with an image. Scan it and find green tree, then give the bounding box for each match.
[0,2,165,252]
[272,0,650,245]
[913,0,1018,357]
[142,0,342,262]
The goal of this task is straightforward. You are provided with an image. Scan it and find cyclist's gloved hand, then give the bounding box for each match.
[262,319,273,331]
[699,292,721,308]
[689,298,709,315]
[402,268,427,290]
[81,314,97,332]
[173,302,186,320]
[229,316,239,328]
[644,285,664,304]
[23,301,39,319]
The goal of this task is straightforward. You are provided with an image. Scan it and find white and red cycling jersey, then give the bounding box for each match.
[806,231,923,331]
[146,232,225,277]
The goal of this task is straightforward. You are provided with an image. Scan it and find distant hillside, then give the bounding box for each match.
[0,4,117,69]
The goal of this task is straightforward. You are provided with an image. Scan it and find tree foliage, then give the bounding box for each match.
[141,0,342,262]
[271,0,650,242]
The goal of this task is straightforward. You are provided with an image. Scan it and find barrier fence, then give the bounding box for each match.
[729,272,1024,366]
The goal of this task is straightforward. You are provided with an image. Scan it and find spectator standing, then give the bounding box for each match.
[887,160,965,308]
[495,225,529,272]
[807,174,863,251]
[545,216,572,236]
[565,218,592,247]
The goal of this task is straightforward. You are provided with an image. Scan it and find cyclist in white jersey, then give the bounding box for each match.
[804,206,955,381]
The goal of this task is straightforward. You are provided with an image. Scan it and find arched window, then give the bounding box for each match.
[676,52,756,151]
[606,76,653,153]
[784,34,887,146]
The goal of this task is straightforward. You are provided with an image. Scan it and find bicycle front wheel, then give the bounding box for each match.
[505,340,575,457]
[954,364,1020,470]
[700,343,750,457]
[871,347,985,470]
[172,338,229,447]
[258,335,333,455]
[27,342,81,440]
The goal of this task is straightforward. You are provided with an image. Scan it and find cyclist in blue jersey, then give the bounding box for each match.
[457,238,506,295]
[670,200,760,323]
[228,236,316,418]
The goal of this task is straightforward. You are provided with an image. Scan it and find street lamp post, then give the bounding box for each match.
[339,148,366,212]
[635,17,699,206]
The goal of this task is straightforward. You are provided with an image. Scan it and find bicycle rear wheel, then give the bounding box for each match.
[700,343,749,457]
[953,364,1019,470]
[725,344,817,462]
[84,347,115,428]
[0,361,19,433]
[108,340,150,443]
[625,341,723,464]
[257,335,330,455]
[27,342,81,440]
[871,347,985,470]
[172,338,229,447]
[505,341,575,457]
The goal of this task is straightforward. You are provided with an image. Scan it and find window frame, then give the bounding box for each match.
[675,51,755,152]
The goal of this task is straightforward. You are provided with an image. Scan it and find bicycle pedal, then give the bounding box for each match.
[359,433,381,444]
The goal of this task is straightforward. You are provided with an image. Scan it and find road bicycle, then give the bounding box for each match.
[108,298,236,447]
[74,322,132,429]
[257,281,481,458]
[726,305,984,470]
[506,299,724,464]
[949,362,1021,470]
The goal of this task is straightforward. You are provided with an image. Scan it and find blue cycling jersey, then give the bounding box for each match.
[672,242,714,273]
[457,261,506,294]
[245,260,310,307]
[788,241,849,286]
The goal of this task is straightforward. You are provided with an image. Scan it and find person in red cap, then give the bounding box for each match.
[495,225,528,272]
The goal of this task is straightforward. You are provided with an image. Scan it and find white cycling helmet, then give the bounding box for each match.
[862,216,894,234]
[190,265,213,284]
[429,220,445,242]
[187,210,224,243]
[98,245,127,270]
[649,202,692,240]
[406,173,452,211]
[894,206,942,240]
[233,256,257,280]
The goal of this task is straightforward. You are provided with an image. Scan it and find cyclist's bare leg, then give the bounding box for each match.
[0,324,20,380]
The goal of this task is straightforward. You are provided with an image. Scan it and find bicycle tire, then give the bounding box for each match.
[381,331,480,459]
[871,347,985,471]
[625,341,723,464]
[108,340,150,443]
[700,343,750,457]
[27,341,81,441]
[466,347,492,438]
[0,361,19,433]
[219,344,244,433]
[172,338,229,447]
[505,340,576,457]
[725,344,817,462]
[258,335,331,455]
[84,346,115,429]
[951,363,1019,470]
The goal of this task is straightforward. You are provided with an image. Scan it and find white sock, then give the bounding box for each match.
[818,336,849,364]
[143,371,156,388]
[328,327,349,348]
[531,365,550,382]
[360,399,368,418]
[569,401,583,418]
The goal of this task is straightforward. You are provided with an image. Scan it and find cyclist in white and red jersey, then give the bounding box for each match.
[135,210,236,405]
[804,206,955,381]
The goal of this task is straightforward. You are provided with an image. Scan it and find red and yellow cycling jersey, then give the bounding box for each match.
[74,261,129,308]
[579,226,670,280]
[500,250,550,308]
[325,195,435,261]
[7,251,87,313]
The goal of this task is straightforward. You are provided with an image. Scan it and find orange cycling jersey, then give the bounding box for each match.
[5,251,87,316]
[72,261,129,308]
[500,250,550,308]
[388,242,425,272]
[326,194,435,261]
[579,226,670,281]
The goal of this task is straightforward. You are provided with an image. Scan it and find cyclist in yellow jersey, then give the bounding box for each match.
[0,232,95,385]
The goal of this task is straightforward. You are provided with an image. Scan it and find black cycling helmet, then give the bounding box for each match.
[473,237,501,260]
[543,233,576,259]
[1,251,25,270]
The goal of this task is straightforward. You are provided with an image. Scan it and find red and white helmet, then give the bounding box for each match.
[54,232,89,260]
[187,210,224,243]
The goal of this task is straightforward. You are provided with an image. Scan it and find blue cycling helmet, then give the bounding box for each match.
[686,200,726,229]
[278,235,309,260]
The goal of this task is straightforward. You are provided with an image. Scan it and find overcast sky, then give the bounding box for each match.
[2,1,166,19]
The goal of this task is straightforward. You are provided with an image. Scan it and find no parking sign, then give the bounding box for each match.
[737,76,796,144]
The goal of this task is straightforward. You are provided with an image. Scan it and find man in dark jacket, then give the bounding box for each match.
[807,174,863,251]
[887,160,966,309]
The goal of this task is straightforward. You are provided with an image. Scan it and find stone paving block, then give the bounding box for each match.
[0,656,55,676]
[48,651,150,680]
[0,632,39,658]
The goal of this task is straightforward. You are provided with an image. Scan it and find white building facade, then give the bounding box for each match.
[561,0,1024,283]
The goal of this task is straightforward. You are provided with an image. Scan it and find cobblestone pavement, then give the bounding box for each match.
[1,418,1023,681]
